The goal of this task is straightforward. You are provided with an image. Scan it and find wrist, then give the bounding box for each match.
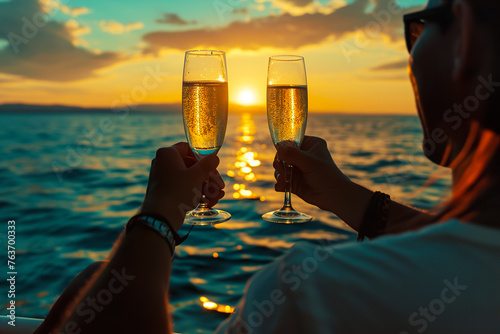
[326,178,373,231]
[126,213,190,259]
[126,221,172,256]
[138,202,184,232]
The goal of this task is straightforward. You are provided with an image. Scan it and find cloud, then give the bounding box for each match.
[362,58,409,80]
[251,3,267,11]
[39,0,91,17]
[232,8,249,15]
[0,75,18,84]
[57,5,91,17]
[278,0,314,8]
[99,20,144,34]
[370,59,408,71]
[143,0,420,52]
[65,19,91,47]
[357,73,409,81]
[156,13,197,26]
[0,0,123,82]
[69,7,91,17]
[267,0,347,16]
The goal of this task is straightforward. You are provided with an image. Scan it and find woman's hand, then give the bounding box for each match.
[274,136,351,213]
[139,143,225,231]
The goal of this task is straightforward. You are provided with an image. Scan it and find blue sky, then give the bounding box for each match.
[45,0,426,55]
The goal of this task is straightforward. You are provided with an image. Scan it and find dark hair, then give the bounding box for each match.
[469,0,500,134]
[448,0,500,133]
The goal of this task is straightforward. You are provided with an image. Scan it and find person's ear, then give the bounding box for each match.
[451,0,476,80]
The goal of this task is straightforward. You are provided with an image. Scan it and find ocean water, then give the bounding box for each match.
[0,112,451,333]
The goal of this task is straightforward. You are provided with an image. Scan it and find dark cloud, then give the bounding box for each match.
[156,13,197,26]
[0,76,18,84]
[370,59,408,71]
[280,0,314,8]
[143,0,420,52]
[0,0,123,82]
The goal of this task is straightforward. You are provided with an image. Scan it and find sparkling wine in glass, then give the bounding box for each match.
[182,50,231,225]
[262,55,313,224]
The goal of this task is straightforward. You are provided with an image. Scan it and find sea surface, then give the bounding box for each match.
[0,112,451,333]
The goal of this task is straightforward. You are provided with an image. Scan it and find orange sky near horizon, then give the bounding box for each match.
[0,0,426,115]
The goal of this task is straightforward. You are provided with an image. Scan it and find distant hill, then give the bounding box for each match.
[0,103,265,114]
[0,103,182,114]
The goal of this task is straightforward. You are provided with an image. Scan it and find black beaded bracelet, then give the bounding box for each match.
[357,191,391,242]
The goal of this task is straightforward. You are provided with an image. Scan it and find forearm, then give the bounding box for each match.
[43,143,220,334]
[380,197,433,236]
[55,225,173,334]
[329,179,432,235]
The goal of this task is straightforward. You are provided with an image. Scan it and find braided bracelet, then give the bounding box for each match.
[357,191,391,241]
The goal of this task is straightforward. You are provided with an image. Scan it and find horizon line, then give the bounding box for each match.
[0,102,417,117]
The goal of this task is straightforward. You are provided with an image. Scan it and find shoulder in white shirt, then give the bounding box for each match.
[215,220,500,334]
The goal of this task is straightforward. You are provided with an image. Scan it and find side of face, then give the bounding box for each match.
[409,0,474,166]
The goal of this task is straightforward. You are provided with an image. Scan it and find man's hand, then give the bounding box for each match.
[139,143,225,231]
[274,136,351,213]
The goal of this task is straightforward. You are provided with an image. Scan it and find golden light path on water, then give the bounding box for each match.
[226,113,266,201]
[198,112,269,315]
[196,112,356,317]
[200,296,235,314]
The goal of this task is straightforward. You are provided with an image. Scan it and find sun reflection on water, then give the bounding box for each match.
[200,296,235,314]
[227,113,266,201]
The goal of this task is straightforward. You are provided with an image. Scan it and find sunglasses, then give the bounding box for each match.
[403,3,454,53]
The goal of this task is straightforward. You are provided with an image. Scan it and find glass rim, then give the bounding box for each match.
[269,55,304,61]
[185,50,225,56]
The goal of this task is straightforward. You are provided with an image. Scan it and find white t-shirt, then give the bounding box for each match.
[214,220,500,334]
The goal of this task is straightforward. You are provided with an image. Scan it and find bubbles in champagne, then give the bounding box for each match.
[182,81,228,158]
[267,85,308,147]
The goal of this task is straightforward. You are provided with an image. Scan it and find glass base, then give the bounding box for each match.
[262,208,312,224]
[184,207,231,225]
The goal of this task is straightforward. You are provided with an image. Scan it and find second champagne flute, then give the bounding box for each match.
[182,50,231,225]
[262,55,312,224]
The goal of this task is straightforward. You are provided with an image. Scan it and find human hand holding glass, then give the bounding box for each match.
[182,50,231,225]
[262,55,312,224]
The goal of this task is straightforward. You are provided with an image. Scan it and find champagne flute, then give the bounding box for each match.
[262,55,312,224]
[182,50,231,225]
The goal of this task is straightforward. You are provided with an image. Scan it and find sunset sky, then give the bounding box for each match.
[0,0,427,114]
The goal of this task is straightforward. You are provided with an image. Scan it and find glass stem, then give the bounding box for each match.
[282,162,294,210]
[198,198,209,209]
[196,181,210,211]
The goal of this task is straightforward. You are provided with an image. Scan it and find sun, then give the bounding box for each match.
[237,89,257,106]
